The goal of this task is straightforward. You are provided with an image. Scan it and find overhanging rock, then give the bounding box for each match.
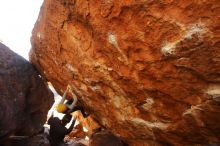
[30,0,220,145]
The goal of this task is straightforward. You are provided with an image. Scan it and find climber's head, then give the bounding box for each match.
[61,114,72,125]
[56,103,68,113]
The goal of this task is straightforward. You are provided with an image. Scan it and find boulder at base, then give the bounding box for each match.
[0,43,53,141]
[89,129,126,146]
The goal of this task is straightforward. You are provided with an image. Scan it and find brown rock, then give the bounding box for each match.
[30,0,220,145]
[0,43,53,141]
[26,133,50,146]
[70,143,86,146]
[89,129,126,146]
[69,124,86,139]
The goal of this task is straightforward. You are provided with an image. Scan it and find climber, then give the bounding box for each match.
[48,113,76,146]
[56,85,89,118]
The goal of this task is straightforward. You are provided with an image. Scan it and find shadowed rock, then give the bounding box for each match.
[89,129,126,146]
[0,43,53,143]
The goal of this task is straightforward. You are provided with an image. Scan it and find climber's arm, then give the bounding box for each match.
[65,119,76,134]
[66,86,78,109]
[68,92,78,109]
[59,86,69,104]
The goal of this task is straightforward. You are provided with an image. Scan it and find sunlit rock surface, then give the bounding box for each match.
[0,43,53,141]
[30,0,220,145]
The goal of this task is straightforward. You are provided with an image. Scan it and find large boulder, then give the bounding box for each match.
[89,129,126,146]
[0,43,53,141]
[30,0,220,145]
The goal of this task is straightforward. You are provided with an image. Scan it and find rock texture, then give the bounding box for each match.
[30,0,220,145]
[89,129,126,146]
[0,43,53,141]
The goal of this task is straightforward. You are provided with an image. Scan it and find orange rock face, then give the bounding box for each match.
[30,0,220,145]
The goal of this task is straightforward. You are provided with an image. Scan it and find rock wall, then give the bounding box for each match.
[30,0,220,145]
[0,43,53,141]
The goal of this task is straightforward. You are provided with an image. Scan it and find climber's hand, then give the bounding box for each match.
[67,85,70,90]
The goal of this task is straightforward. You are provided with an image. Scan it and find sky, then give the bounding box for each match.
[0,0,44,60]
[0,0,83,123]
